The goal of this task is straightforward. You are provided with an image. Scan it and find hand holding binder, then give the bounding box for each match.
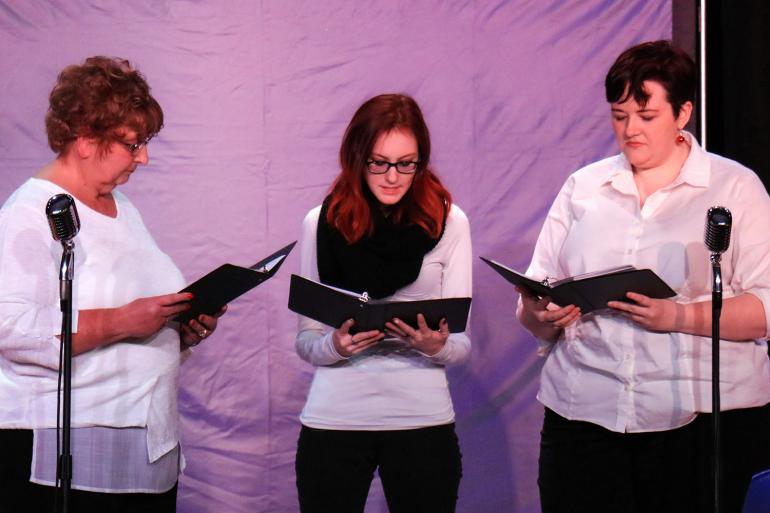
[480,257,676,314]
[176,242,296,323]
[332,317,386,357]
[383,313,452,356]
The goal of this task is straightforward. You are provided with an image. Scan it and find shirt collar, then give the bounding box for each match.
[675,132,710,187]
[603,131,711,192]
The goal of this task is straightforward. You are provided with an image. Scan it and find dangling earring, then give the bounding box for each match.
[676,130,686,144]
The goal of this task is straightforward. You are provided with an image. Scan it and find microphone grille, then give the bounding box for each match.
[45,194,80,242]
[704,206,731,254]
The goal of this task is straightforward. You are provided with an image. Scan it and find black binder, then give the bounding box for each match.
[288,274,471,333]
[480,257,676,314]
[177,242,296,322]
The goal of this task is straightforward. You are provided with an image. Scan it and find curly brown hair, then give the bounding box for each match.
[45,56,163,155]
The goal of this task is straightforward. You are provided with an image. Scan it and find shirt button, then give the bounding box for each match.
[624,384,631,391]
[624,354,631,361]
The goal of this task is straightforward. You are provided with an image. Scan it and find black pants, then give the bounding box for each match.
[295,424,462,513]
[0,429,177,513]
[538,405,770,513]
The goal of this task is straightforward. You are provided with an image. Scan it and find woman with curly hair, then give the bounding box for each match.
[0,56,224,513]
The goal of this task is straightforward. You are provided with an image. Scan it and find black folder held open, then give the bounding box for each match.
[480,257,676,314]
[176,242,296,323]
[288,274,472,333]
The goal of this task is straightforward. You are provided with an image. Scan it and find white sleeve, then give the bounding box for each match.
[422,206,473,366]
[728,172,770,338]
[294,207,349,366]
[526,176,575,281]
[519,176,576,354]
[0,196,71,372]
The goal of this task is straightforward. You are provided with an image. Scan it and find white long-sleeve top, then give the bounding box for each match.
[526,134,770,433]
[296,204,472,430]
[0,178,186,462]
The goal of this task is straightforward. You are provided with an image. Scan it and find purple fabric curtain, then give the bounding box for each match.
[0,1,670,511]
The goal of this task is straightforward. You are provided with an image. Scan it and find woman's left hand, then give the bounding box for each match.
[384,314,449,356]
[607,292,681,332]
[180,305,228,348]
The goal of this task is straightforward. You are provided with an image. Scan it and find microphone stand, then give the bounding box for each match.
[57,240,75,513]
[710,252,723,513]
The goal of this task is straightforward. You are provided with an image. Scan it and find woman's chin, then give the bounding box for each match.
[373,192,406,205]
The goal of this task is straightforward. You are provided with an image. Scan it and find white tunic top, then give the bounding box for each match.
[296,204,472,430]
[0,178,186,462]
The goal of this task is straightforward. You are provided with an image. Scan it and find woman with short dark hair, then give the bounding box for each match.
[517,40,770,513]
[294,94,472,513]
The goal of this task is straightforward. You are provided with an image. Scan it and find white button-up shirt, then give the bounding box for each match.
[526,134,770,433]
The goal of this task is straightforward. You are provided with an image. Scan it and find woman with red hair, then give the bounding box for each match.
[294,94,472,513]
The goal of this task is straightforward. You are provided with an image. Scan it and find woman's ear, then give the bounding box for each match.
[676,101,693,128]
[74,136,97,160]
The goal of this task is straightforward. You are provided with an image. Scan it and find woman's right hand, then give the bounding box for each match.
[332,318,384,357]
[516,286,580,338]
[73,292,194,355]
[117,292,193,339]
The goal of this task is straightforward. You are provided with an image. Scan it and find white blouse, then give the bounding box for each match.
[0,178,186,462]
[526,134,770,433]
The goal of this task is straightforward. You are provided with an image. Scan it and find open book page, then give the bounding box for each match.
[309,280,368,300]
[248,241,297,274]
[177,242,295,322]
[551,265,637,286]
[250,254,286,273]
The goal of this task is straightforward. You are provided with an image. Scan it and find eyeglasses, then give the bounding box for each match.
[117,134,154,154]
[366,159,419,175]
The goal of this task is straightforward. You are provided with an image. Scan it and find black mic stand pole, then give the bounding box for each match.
[57,239,74,513]
[710,252,722,513]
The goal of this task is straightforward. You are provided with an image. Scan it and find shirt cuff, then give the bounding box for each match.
[746,289,770,339]
[536,338,555,357]
[71,309,79,334]
[324,332,349,361]
[180,345,194,363]
[417,341,451,363]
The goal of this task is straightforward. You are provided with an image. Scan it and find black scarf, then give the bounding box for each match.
[316,193,446,299]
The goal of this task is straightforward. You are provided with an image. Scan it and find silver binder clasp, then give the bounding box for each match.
[359,292,370,303]
[540,276,552,287]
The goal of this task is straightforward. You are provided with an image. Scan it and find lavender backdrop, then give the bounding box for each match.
[0,1,670,511]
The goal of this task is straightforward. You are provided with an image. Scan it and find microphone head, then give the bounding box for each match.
[704,206,732,254]
[45,194,80,243]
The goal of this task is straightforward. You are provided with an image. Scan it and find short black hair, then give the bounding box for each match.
[605,40,696,117]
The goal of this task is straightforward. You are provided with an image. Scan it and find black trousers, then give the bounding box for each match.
[0,429,177,513]
[295,423,462,513]
[538,405,770,513]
